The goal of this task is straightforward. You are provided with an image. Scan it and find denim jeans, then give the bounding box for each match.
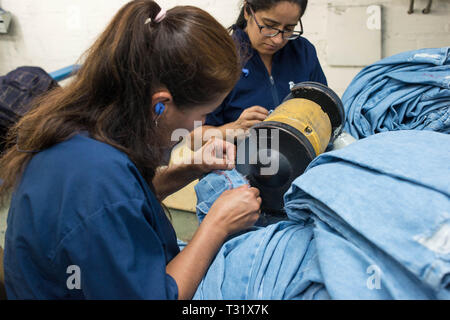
[194,170,285,227]
[285,130,450,299]
[342,47,450,139]
[194,170,327,299]
[193,130,449,299]
[195,170,249,224]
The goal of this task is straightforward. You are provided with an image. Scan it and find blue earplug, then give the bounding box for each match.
[242,68,250,78]
[155,102,165,116]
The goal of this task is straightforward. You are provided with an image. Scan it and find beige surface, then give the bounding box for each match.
[163,180,198,213]
[0,205,7,250]
[170,209,198,243]
[327,5,382,67]
[162,141,198,213]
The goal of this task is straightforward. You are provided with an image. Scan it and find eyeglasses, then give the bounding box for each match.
[249,6,303,40]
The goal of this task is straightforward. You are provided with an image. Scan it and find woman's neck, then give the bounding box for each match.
[259,53,273,75]
[242,27,274,75]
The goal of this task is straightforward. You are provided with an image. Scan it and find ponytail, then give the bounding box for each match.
[0,0,240,203]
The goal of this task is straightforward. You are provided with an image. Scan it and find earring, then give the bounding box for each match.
[155,102,166,116]
[154,102,165,126]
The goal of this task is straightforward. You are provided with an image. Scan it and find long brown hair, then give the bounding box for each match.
[0,0,240,204]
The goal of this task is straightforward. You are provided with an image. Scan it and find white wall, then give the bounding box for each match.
[0,0,449,96]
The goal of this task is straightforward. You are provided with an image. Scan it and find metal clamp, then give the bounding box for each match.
[408,0,433,14]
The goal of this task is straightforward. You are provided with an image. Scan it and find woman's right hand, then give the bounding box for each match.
[232,106,269,131]
[166,184,261,300]
[204,185,261,236]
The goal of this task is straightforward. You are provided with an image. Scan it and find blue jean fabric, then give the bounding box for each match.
[342,47,450,139]
[195,170,249,224]
[193,130,450,299]
[194,220,329,300]
[194,170,327,299]
[285,130,450,299]
[194,170,285,227]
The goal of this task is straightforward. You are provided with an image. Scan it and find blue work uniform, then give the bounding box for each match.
[205,27,327,126]
[4,134,179,299]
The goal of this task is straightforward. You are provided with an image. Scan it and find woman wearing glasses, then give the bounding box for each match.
[1,1,262,299]
[202,0,327,138]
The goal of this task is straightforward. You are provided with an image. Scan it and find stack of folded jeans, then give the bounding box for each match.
[193,130,450,299]
[342,47,450,139]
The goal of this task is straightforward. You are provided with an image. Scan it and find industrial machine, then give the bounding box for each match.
[236,82,348,214]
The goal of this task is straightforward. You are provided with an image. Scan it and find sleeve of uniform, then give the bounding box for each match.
[58,198,179,300]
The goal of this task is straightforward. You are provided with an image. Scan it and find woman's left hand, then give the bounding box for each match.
[192,138,236,174]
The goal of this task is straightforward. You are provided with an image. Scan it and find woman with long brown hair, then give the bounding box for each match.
[0,0,261,299]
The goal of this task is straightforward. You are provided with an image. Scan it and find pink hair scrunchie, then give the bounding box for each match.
[144,9,166,25]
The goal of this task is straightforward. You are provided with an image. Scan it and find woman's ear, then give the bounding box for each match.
[151,90,173,119]
[244,2,251,21]
[151,90,173,107]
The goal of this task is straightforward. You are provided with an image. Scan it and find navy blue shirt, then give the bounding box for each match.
[4,134,179,299]
[205,27,327,126]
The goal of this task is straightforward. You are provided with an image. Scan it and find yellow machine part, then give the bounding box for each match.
[265,98,332,156]
[163,98,333,212]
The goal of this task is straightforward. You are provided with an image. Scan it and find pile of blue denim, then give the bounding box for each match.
[342,47,450,139]
[193,130,450,299]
